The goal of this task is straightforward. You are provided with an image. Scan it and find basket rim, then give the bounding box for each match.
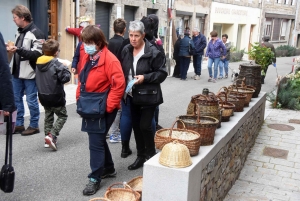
[177,115,219,125]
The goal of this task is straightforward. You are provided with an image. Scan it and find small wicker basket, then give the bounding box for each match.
[159,140,192,168]
[89,198,111,201]
[105,183,141,201]
[127,176,143,195]
[154,120,201,156]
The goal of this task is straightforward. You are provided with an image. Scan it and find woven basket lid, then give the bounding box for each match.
[159,141,192,168]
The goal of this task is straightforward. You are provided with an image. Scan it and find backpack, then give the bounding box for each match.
[189,39,196,55]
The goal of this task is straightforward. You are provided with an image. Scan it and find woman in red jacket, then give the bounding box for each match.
[77,25,125,196]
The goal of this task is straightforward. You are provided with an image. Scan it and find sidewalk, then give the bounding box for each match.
[224,107,300,201]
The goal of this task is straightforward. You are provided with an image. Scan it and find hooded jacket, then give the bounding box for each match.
[36,56,71,107]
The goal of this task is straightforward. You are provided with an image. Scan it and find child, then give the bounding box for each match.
[35,39,71,151]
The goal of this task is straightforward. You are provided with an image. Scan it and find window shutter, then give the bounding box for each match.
[272,18,281,41]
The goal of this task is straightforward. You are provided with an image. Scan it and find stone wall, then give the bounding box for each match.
[200,104,265,201]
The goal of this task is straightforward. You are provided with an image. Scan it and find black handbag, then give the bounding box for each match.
[76,63,109,119]
[132,83,163,106]
[0,113,15,193]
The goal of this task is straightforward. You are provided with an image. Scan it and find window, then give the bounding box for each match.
[265,18,272,36]
[285,0,289,4]
[48,0,57,39]
[281,19,288,40]
[265,18,289,41]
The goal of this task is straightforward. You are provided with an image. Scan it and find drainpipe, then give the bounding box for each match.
[167,0,174,76]
[292,0,300,46]
[76,0,80,45]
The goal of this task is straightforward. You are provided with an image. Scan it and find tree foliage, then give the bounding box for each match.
[247,42,274,71]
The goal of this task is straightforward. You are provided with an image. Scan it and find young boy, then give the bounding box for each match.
[35,39,71,151]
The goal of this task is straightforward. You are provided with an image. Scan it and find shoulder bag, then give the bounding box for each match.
[0,113,15,193]
[132,83,163,106]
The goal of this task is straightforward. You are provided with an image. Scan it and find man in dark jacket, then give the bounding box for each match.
[261,36,276,84]
[172,34,182,78]
[7,5,45,135]
[192,28,207,80]
[0,32,15,116]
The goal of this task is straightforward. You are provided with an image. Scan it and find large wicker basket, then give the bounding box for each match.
[229,84,255,107]
[127,176,143,195]
[105,183,141,201]
[177,106,219,146]
[217,97,235,122]
[155,120,201,156]
[238,63,261,98]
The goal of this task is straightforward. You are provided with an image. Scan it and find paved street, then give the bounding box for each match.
[0,56,297,200]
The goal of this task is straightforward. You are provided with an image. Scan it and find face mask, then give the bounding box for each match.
[84,44,97,55]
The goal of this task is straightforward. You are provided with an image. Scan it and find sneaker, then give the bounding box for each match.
[218,76,223,79]
[44,143,49,148]
[21,126,40,136]
[83,178,100,196]
[208,77,213,82]
[45,133,57,151]
[213,79,217,83]
[101,168,117,179]
[191,74,196,79]
[225,74,228,78]
[14,125,25,134]
[194,75,200,80]
[109,134,121,143]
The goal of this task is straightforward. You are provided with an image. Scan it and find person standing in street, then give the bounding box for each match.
[120,20,167,170]
[191,28,207,80]
[261,36,276,84]
[218,34,231,79]
[205,30,226,83]
[77,25,125,196]
[35,39,71,150]
[172,34,182,78]
[107,18,126,143]
[0,32,15,117]
[7,5,45,135]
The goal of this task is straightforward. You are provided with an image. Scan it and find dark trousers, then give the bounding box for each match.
[131,103,156,157]
[180,56,191,79]
[87,109,118,182]
[173,58,180,76]
[193,54,202,76]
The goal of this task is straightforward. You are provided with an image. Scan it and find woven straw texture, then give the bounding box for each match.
[105,183,140,201]
[159,141,192,168]
[238,63,261,98]
[127,176,143,194]
[155,120,201,156]
[89,198,111,201]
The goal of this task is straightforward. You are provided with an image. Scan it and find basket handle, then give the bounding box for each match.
[233,78,246,87]
[169,119,187,138]
[228,84,239,93]
[216,96,225,106]
[217,86,228,96]
[107,182,138,200]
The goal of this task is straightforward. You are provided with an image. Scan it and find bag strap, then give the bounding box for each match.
[4,112,13,166]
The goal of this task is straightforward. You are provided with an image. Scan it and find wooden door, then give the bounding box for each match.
[48,0,58,39]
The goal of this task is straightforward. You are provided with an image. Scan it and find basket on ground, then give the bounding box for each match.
[159,140,192,168]
[127,176,143,195]
[154,120,201,156]
[105,183,140,201]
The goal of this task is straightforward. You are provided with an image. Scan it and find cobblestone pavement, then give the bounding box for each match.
[224,108,300,201]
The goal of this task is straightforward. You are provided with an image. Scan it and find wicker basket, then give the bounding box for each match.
[177,106,219,146]
[89,198,111,201]
[238,63,261,98]
[105,183,141,201]
[226,86,246,112]
[155,120,201,156]
[159,140,192,168]
[127,176,143,195]
[217,97,235,122]
[230,82,255,107]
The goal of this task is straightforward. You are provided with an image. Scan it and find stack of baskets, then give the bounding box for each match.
[155,120,201,156]
[104,183,141,201]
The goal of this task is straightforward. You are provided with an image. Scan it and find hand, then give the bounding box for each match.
[222,56,225,59]
[134,75,144,85]
[3,111,10,116]
[66,26,70,29]
[71,68,77,74]
[7,46,17,53]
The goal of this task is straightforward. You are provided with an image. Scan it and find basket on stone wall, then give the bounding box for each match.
[217,87,239,116]
[154,120,201,156]
[229,84,254,107]
[177,106,219,146]
[127,176,143,195]
[226,86,247,112]
[105,183,140,201]
[217,96,235,122]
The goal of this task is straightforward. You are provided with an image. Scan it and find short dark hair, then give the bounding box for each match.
[42,39,59,56]
[210,30,218,37]
[81,25,108,49]
[263,36,270,42]
[113,18,126,34]
[12,5,32,22]
[222,34,228,39]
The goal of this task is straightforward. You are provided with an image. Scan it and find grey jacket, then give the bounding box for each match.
[223,41,231,60]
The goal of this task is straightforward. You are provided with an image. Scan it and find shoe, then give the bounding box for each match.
[109,134,121,143]
[101,168,117,179]
[156,124,163,131]
[106,133,110,139]
[45,133,57,151]
[14,125,25,134]
[21,126,40,136]
[128,157,146,170]
[213,79,217,83]
[44,143,49,148]
[83,178,100,196]
[121,141,132,158]
[194,75,200,80]
[191,74,196,79]
[225,74,228,78]
[218,76,223,79]
[208,77,213,82]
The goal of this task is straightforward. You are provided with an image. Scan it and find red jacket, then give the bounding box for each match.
[76,46,125,113]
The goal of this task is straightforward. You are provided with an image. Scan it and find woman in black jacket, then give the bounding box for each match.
[0,32,15,116]
[120,20,167,170]
[173,34,182,78]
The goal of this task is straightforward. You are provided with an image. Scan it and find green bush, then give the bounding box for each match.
[276,45,296,56]
[230,47,245,62]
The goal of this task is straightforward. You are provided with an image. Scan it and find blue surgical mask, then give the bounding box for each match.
[84,44,97,55]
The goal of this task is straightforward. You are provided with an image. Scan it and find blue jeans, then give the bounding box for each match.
[120,96,155,141]
[180,56,191,79]
[218,59,229,77]
[207,57,221,79]
[12,77,39,128]
[193,55,202,75]
[88,109,118,182]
